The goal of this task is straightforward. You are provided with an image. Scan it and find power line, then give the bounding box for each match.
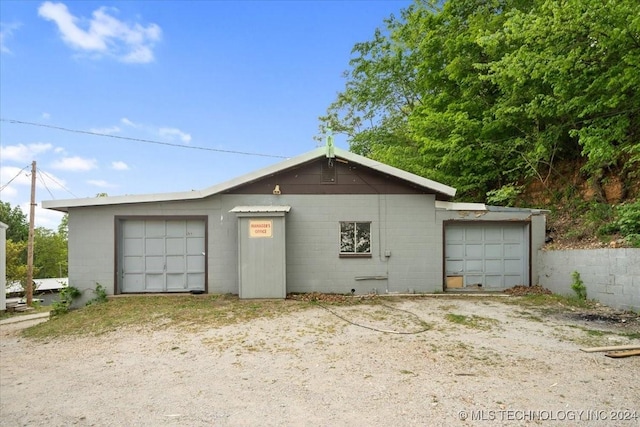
[36,172,55,199]
[0,164,30,192]
[38,168,79,199]
[1,118,290,159]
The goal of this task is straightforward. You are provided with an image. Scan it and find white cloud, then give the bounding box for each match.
[120,117,192,143]
[42,112,51,120]
[34,206,66,230]
[0,184,18,198]
[50,156,97,171]
[87,179,115,188]
[120,117,138,127]
[0,142,53,162]
[0,22,21,54]
[89,125,121,134]
[159,127,192,143]
[37,1,162,64]
[111,161,129,170]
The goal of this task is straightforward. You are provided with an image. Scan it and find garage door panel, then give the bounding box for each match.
[145,221,165,237]
[466,275,483,285]
[166,221,185,237]
[504,227,523,240]
[146,256,165,272]
[123,274,144,292]
[447,228,464,241]
[145,274,165,290]
[187,273,205,287]
[187,254,204,270]
[123,220,144,237]
[485,259,502,273]
[504,259,523,274]
[466,228,483,240]
[445,222,529,290]
[466,260,483,272]
[166,238,184,255]
[446,244,464,258]
[166,255,185,272]
[145,238,165,255]
[484,228,502,241]
[485,275,503,287]
[485,244,502,257]
[124,256,143,271]
[504,243,522,256]
[187,220,205,236]
[187,237,205,253]
[448,260,464,273]
[166,273,186,290]
[120,218,205,293]
[465,244,483,257]
[124,238,143,254]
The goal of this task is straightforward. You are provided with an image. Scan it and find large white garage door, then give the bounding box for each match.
[120,219,205,293]
[445,222,529,290]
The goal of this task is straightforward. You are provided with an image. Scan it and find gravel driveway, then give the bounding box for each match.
[1,296,639,426]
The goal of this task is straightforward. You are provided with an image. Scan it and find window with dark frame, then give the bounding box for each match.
[340,221,371,256]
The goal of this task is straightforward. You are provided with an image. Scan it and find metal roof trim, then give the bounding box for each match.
[229,206,292,213]
[42,147,457,211]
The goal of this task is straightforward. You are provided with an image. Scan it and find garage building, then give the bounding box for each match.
[43,147,546,302]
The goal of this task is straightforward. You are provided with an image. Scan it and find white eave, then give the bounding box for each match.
[435,201,488,211]
[43,147,457,212]
[230,206,292,213]
[435,201,549,214]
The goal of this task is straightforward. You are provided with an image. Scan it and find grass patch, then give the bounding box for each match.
[21,294,310,339]
[445,313,499,330]
[504,293,597,311]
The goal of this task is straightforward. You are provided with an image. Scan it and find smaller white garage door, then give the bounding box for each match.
[119,219,206,293]
[445,222,529,290]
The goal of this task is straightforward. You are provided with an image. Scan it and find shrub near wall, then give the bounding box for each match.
[537,249,640,312]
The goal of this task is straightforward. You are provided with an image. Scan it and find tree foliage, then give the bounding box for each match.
[1,202,68,290]
[320,0,640,201]
[0,201,29,241]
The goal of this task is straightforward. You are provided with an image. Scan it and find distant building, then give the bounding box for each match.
[6,278,68,306]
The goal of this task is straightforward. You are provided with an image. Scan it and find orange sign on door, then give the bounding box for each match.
[249,220,273,238]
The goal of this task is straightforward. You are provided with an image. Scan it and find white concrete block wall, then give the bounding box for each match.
[538,248,640,312]
[1,222,7,311]
[222,194,439,295]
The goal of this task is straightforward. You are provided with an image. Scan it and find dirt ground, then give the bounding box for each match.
[1,296,639,427]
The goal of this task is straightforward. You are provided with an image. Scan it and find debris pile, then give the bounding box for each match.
[503,285,553,296]
[287,292,378,304]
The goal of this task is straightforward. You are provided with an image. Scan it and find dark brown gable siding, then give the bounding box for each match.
[224,158,436,195]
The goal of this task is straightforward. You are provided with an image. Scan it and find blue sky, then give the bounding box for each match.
[1,0,411,229]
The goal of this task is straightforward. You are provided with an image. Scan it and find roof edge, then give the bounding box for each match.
[42,146,457,210]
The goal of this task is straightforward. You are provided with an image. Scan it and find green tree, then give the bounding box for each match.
[33,227,68,278]
[320,0,639,201]
[483,0,640,199]
[58,214,69,240]
[5,239,28,286]
[0,201,29,242]
[1,202,68,289]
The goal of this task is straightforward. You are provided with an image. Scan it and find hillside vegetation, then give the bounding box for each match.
[320,0,639,247]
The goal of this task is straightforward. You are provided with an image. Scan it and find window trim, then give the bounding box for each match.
[339,221,372,258]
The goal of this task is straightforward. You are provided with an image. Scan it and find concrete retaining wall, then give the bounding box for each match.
[537,248,640,312]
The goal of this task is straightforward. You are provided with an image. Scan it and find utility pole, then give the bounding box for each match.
[26,160,36,306]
